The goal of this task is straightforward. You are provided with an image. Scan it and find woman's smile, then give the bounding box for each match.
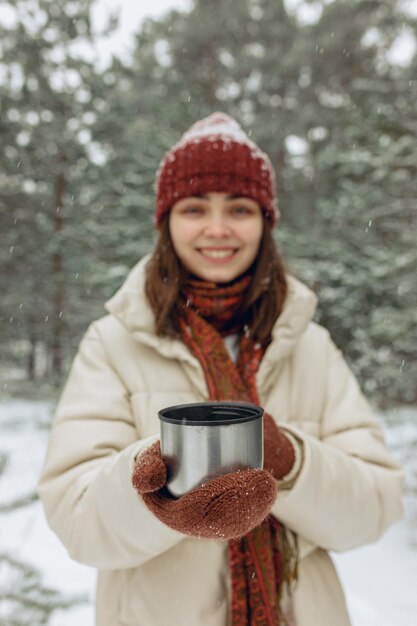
[197,247,238,261]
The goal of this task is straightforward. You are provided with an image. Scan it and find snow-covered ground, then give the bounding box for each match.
[333,407,417,626]
[0,400,416,625]
[0,401,95,625]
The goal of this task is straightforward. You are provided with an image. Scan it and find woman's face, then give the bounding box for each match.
[169,192,263,283]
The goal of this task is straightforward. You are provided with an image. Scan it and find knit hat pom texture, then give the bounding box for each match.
[155,112,279,227]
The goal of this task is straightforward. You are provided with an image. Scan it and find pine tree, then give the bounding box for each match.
[278,0,417,405]
[0,0,108,379]
[1,0,415,405]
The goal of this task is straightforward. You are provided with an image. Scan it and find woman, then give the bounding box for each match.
[38,113,403,626]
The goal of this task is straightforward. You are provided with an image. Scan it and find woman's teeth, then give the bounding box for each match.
[200,249,235,258]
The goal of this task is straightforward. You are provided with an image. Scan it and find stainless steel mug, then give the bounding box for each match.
[158,401,264,498]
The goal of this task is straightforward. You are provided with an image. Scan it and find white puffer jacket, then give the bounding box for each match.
[38,256,403,626]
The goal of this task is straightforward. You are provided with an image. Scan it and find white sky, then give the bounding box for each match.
[0,0,414,68]
[92,0,192,66]
[92,0,415,68]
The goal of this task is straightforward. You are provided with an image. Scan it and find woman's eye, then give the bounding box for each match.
[231,206,252,215]
[182,206,204,215]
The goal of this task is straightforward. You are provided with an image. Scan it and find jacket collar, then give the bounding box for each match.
[105,254,317,377]
[105,255,198,366]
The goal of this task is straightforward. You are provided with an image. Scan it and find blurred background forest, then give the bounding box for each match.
[1,0,416,408]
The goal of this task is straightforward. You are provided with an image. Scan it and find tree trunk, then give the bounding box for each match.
[52,153,66,376]
[27,337,36,380]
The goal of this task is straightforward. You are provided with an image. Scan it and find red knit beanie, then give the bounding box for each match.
[154,112,279,227]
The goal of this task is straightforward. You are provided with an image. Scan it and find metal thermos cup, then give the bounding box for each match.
[158,401,264,498]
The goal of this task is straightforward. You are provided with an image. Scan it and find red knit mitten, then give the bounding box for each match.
[132,441,277,540]
[263,413,296,479]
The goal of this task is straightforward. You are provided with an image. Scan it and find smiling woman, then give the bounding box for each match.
[38,112,403,626]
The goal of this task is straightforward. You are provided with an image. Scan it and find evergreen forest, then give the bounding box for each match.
[1,0,416,408]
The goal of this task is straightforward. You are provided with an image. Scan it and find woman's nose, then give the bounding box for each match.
[202,216,231,237]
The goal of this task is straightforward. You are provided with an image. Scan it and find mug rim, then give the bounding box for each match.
[158,401,263,426]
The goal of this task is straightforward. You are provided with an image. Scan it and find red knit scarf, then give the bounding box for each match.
[178,277,297,626]
[182,276,252,337]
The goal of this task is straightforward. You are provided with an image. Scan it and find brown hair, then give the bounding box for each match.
[145,215,288,345]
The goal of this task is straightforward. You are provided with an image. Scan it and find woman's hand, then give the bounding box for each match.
[132,442,277,540]
[263,413,296,479]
